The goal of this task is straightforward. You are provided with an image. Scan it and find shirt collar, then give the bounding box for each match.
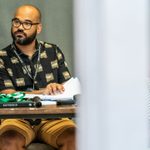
[11,40,39,57]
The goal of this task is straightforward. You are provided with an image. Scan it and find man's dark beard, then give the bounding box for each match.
[11,29,37,45]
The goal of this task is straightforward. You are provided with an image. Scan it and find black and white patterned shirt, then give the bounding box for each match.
[0,40,71,91]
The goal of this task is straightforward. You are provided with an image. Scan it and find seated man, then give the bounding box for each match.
[0,4,76,150]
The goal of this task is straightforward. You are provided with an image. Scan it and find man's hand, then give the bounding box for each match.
[0,83,65,95]
[42,83,65,95]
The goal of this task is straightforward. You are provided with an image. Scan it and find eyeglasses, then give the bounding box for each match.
[12,18,40,30]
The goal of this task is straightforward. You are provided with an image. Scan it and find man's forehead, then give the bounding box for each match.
[14,9,38,21]
[14,15,36,22]
[14,5,41,22]
[13,17,33,23]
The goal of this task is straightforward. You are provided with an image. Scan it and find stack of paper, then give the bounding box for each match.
[24,77,81,102]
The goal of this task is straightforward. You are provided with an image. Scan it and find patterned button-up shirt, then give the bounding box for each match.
[0,40,71,91]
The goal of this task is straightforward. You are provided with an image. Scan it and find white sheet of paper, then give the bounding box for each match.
[24,77,81,101]
[41,101,56,105]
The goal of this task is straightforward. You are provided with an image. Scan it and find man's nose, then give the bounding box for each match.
[17,29,24,32]
[18,23,24,30]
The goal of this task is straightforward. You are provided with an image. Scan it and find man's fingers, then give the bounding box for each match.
[55,84,64,93]
[46,83,64,95]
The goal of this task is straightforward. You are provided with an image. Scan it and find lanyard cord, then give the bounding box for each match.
[12,43,41,90]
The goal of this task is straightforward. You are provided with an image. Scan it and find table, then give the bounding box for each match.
[0,104,76,119]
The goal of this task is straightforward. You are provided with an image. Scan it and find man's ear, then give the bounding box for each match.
[37,23,42,34]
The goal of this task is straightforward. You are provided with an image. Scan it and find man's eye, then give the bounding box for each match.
[14,20,20,24]
[24,22,31,26]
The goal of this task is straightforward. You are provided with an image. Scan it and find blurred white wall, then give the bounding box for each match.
[73,0,149,150]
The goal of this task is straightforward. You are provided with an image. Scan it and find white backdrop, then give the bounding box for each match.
[74,0,149,149]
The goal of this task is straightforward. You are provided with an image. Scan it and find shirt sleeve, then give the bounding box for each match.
[0,58,15,91]
[55,45,72,83]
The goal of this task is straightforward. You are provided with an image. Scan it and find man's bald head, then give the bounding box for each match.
[14,5,41,22]
[11,5,42,45]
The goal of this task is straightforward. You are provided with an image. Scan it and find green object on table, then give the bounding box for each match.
[0,92,26,102]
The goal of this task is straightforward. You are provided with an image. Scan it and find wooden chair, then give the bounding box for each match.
[27,143,56,150]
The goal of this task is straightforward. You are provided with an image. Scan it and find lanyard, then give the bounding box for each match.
[0,92,25,102]
[12,43,41,90]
